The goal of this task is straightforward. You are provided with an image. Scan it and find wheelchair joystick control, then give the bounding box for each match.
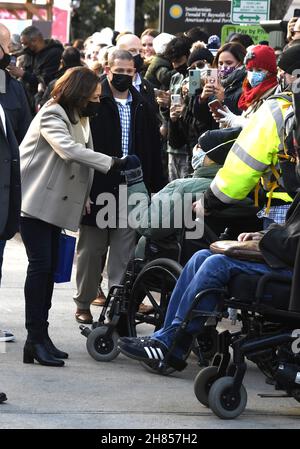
[219,228,231,240]
[228,308,238,325]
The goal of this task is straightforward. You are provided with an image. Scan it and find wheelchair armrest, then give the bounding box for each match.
[255,273,292,304]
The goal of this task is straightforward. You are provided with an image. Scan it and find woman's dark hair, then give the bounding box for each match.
[227,33,254,49]
[184,26,208,44]
[164,36,192,62]
[51,67,100,124]
[213,42,247,68]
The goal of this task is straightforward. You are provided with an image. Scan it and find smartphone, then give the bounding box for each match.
[154,88,165,98]
[294,9,300,17]
[189,69,201,96]
[206,68,219,88]
[9,55,16,66]
[171,94,182,106]
[208,99,226,119]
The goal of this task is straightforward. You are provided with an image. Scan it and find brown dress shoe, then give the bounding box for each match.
[75,309,93,324]
[91,287,106,306]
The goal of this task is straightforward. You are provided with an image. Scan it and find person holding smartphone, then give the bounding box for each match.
[213,45,279,129]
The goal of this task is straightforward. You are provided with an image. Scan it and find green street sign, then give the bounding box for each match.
[231,0,270,25]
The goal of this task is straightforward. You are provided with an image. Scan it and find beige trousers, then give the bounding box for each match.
[74,224,136,310]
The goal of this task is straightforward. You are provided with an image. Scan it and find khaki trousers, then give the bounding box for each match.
[74,224,136,310]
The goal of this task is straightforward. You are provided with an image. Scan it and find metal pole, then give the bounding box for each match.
[114,0,136,33]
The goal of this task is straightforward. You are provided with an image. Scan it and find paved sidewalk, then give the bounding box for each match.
[0,235,299,429]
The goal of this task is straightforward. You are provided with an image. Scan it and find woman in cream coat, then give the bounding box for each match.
[19,67,116,367]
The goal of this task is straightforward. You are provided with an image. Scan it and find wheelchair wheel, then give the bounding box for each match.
[194,366,219,407]
[208,376,247,419]
[127,258,182,338]
[86,326,120,362]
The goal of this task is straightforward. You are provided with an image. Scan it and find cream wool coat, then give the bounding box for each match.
[20,102,112,231]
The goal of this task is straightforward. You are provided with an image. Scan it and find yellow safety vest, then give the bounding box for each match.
[210,94,294,210]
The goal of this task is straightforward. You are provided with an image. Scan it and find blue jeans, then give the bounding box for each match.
[0,240,6,284]
[152,249,293,358]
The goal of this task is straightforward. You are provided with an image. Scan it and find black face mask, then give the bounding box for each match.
[176,63,188,76]
[80,101,99,117]
[111,73,133,92]
[133,54,144,73]
[0,46,11,70]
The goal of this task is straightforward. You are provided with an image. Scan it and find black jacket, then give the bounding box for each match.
[82,78,165,227]
[0,111,21,240]
[222,67,247,115]
[0,70,32,144]
[22,39,64,113]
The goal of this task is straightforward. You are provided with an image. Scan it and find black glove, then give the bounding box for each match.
[123,155,143,186]
[110,156,128,171]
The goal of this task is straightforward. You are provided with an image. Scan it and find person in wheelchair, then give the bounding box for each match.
[118,215,295,369]
[118,61,300,371]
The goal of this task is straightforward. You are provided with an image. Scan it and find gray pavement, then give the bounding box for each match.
[0,235,299,429]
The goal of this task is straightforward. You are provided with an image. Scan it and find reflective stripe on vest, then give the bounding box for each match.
[231,143,269,172]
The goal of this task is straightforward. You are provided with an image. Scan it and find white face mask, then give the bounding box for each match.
[199,64,210,79]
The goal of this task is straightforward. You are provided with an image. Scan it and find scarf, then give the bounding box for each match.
[238,74,278,111]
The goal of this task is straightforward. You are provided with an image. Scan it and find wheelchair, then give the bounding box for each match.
[151,244,299,419]
[79,206,263,374]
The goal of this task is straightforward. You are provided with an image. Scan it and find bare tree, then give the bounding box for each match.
[270,0,293,19]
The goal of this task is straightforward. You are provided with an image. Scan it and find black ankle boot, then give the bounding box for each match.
[0,392,7,403]
[43,337,69,359]
[23,342,65,367]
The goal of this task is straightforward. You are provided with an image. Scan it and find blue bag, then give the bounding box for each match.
[54,232,76,283]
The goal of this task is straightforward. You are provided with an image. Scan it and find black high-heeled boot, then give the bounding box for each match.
[43,337,69,359]
[23,342,65,367]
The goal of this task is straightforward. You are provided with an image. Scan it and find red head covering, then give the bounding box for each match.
[245,45,277,74]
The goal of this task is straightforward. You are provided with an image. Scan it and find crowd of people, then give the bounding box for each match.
[1,17,300,402]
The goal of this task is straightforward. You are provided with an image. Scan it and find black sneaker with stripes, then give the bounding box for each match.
[118,337,168,363]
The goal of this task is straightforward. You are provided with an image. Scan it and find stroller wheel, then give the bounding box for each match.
[194,366,219,407]
[140,360,176,376]
[86,326,120,362]
[208,376,247,419]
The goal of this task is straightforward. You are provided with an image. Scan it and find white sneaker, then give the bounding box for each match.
[0,330,15,342]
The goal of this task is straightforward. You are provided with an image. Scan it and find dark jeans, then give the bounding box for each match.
[20,217,61,343]
[0,240,6,284]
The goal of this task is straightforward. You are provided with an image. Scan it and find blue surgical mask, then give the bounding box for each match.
[247,71,267,87]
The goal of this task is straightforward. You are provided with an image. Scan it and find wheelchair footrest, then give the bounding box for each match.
[257,393,291,398]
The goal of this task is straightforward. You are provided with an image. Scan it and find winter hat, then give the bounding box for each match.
[198,127,242,165]
[207,35,221,49]
[244,45,277,74]
[153,33,175,55]
[188,47,214,67]
[278,45,300,75]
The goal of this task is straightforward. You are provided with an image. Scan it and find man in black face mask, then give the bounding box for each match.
[116,33,157,110]
[73,49,165,323]
[0,24,31,144]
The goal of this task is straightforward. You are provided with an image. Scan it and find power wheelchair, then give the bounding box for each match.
[79,207,262,373]
[150,243,299,419]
